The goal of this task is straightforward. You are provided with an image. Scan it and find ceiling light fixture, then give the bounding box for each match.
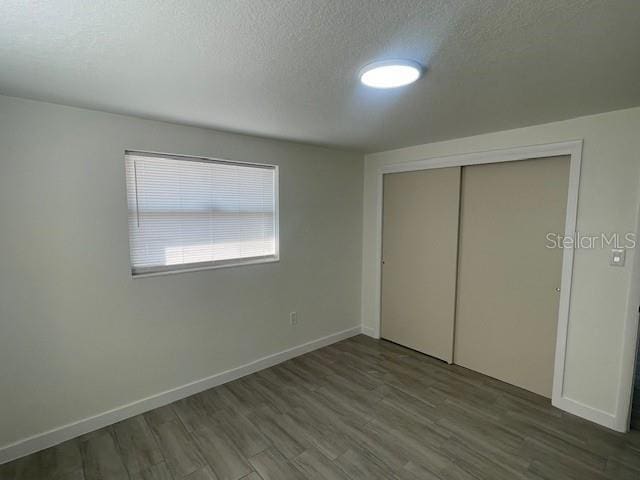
[359,59,423,89]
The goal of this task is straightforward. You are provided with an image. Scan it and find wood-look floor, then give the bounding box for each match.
[2,335,639,480]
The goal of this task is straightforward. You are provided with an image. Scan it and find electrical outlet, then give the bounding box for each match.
[289,311,298,326]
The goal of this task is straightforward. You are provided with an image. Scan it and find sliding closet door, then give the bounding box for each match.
[454,156,569,397]
[381,167,460,362]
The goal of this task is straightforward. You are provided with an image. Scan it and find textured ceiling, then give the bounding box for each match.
[2,0,640,152]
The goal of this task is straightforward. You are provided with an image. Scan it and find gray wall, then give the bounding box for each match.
[0,95,363,448]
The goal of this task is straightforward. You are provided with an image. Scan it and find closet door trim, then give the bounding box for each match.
[370,140,593,424]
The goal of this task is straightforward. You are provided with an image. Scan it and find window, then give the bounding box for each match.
[125,151,278,276]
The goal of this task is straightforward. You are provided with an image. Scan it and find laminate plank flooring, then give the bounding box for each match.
[2,335,639,480]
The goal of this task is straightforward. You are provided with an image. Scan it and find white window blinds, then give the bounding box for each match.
[125,151,278,275]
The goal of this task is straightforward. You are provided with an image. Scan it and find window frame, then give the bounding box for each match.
[125,149,280,278]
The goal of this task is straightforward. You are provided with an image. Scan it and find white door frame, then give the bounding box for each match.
[372,140,583,419]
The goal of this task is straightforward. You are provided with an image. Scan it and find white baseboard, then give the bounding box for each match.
[0,325,363,465]
[361,325,378,338]
[552,395,620,431]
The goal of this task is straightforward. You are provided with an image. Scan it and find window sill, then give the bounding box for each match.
[131,255,279,278]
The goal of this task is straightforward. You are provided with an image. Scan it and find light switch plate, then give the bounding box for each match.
[610,248,625,267]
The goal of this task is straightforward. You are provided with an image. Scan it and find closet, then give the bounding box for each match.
[380,156,570,397]
[381,167,460,362]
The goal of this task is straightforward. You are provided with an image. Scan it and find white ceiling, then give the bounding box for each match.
[2,1,640,152]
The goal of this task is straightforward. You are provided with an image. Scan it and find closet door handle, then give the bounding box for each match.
[555,287,561,292]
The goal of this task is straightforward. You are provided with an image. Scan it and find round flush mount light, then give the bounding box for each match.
[359,59,423,89]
